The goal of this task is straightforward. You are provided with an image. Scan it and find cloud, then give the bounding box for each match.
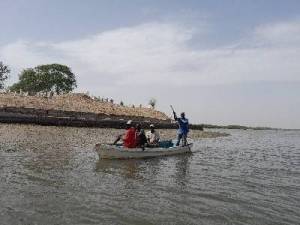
[254,20,300,46]
[52,22,195,86]
[1,20,300,91]
[1,20,300,128]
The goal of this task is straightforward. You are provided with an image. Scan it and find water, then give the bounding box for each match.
[0,125,299,225]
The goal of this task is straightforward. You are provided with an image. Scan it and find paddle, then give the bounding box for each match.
[170,105,175,112]
[170,105,177,121]
[170,105,175,115]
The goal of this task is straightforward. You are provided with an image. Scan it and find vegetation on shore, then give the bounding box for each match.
[9,64,77,95]
[201,124,276,130]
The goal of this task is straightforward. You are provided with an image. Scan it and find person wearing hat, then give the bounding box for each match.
[146,124,160,147]
[113,120,137,148]
[173,112,189,146]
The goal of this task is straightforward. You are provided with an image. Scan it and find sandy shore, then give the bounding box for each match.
[0,123,229,151]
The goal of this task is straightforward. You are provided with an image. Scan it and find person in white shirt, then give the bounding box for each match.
[146,124,160,147]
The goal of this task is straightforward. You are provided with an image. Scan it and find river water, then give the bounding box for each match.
[0,125,299,225]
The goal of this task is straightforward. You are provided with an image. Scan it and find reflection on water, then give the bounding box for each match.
[95,154,191,184]
[96,159,146,180]
[174,155,190,188]
[0,124,300,225]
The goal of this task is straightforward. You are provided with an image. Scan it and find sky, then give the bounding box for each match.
[1,0,300,129]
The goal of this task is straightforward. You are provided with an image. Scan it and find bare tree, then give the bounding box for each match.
[149,98,157,109]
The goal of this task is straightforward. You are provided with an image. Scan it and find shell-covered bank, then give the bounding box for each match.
[0,93,203,129]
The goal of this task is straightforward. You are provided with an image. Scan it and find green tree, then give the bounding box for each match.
[10,64,77,95]
[0,61,10,89]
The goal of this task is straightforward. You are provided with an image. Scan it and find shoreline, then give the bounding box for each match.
[0,123,229,150]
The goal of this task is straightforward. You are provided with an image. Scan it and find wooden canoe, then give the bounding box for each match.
[95,143,193,159]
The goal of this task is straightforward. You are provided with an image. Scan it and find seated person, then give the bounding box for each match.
[113,120,136,148]
[135,123,147,149]
[146,124,160,147]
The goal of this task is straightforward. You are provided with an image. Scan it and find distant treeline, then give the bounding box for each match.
[201,124,276,130]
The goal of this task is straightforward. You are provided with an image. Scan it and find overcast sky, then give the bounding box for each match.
[1,0,300,128]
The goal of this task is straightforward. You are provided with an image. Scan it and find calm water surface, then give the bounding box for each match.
[0,125,299,225]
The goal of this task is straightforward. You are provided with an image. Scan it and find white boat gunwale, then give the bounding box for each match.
[95,143,193,159]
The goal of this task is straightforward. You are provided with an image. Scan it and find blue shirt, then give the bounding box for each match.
[176,118,189,135]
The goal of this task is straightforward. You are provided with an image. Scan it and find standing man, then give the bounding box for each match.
[173,112,189,146]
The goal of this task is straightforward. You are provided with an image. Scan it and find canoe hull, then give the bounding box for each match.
[95,143,193,159]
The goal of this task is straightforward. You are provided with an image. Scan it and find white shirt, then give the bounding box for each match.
[146,130,160,144]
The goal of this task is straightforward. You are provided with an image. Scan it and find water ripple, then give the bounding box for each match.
[0,125,300,224]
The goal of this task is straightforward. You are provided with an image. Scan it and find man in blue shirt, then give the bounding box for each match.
[173,112,189,146]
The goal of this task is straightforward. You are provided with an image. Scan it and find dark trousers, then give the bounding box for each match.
[176,133,187,146]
